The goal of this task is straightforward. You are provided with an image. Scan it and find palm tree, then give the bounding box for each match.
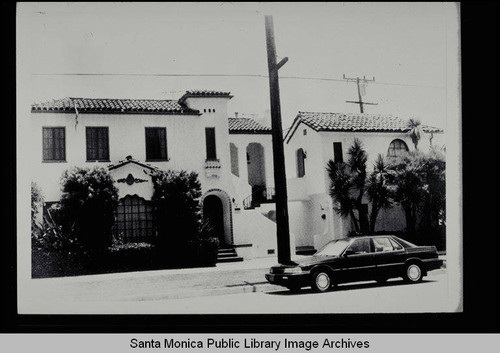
[366,154,393,233]
[348,138,369,232]
[327,138,368,233]
[386,153,424,236]
[407,118,424,150]
[327,160,359,232]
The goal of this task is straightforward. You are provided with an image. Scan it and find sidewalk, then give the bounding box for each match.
[28,255,447,303]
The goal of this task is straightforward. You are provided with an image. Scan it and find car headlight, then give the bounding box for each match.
[282,267,303,274]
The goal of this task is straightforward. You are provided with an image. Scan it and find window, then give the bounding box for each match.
[374,238,394,252]
[205,127,217,160]
[346,238,372,255]
[230,143,239,176]
[86,127,109,161]
[373,237,404,252]
[303,129,307,136]
[296,148,306,177]
[333,142,343,163]
[145,127,168,161]
[114,195,155,243]
[389,238,403,250]
[387,139,409,158]
[43,127,66,161]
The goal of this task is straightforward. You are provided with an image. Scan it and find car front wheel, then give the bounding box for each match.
[312,271,332,292]
[404,263,423,282]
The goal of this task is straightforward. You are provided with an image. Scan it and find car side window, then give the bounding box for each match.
[346,239,371,255]
[373,237,402,252]
[389,238,403,250]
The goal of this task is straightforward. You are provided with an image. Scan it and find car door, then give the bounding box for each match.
[372,237,407,279]
[337,238,375,283]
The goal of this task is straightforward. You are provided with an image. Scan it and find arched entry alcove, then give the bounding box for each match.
[246,142,266,191]
[201,189,233,247]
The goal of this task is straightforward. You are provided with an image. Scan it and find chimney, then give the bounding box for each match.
[235,112,239,118]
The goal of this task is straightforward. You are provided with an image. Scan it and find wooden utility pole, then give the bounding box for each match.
[265,15,292,265]
[343,75,378,113]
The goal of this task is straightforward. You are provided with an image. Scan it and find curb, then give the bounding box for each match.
[115,267,447,302]
[117,282,277,302]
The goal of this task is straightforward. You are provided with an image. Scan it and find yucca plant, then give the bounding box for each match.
[327,138,369,233]
[366,154,393,233]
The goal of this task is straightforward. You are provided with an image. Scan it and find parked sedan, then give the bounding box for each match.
[265,235,443,292]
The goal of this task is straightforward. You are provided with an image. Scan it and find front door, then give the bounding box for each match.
[203,195,226,247]
[337,238,375,283]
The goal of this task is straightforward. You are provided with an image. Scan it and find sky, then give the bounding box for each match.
[17,2,460,130]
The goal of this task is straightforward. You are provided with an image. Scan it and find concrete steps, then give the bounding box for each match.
[217,248,244,263]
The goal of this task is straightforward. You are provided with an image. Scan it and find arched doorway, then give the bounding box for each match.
[203,195,226,247]
[246,143,266,202]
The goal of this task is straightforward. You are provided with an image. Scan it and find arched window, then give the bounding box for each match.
[114,195,154,243]
[387,139,409,158]
[297,148,306,178]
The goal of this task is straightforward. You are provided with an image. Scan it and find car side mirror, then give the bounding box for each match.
[344,249,355,257]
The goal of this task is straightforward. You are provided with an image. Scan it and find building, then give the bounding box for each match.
[30,90,289,261]
[284,111,444,251]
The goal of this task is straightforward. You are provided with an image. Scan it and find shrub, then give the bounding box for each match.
[189,220,220,266]
[386,148,445,243]
[58,166,119,250]
[32,203,80,251]
[150,169,203,264]
[31,182,44,235]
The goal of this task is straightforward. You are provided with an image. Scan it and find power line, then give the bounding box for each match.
[31,72,445,89]
[343,74,378,113]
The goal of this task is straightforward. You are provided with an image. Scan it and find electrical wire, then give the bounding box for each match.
[31,72,444,89]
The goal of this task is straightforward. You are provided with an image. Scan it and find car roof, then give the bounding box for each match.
[349,235,396,239]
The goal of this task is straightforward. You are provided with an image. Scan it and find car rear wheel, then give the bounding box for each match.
[312,271,332,292]
[404,263,423,282]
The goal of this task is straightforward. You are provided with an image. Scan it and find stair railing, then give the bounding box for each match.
[242,186,276,209]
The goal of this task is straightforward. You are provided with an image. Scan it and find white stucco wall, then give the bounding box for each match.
[232,208,295,259]
[228,133,274,201]
[109,162,155,201]
[284,124,324,200]
[285,121,445,247]
[30,96,236,203]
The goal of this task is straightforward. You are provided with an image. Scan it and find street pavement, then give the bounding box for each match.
[19,255,450,314]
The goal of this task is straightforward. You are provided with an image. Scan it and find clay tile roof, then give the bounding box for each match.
[178,90,233,103]
[31,97,200,115]
[296,111,443,133]
[228,117,272,134]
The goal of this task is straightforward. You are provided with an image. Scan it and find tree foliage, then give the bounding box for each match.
[366,154,393,233]
[407,118,425,150]
[327,138,369,233]
[31,181,44,232]
[58,166,119,249]
[386,148,446,237]
[150,169,203,260]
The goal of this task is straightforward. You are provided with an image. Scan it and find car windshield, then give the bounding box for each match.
[314,239,350,257]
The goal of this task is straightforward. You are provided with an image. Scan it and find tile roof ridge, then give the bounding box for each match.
[66,97,178,102]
